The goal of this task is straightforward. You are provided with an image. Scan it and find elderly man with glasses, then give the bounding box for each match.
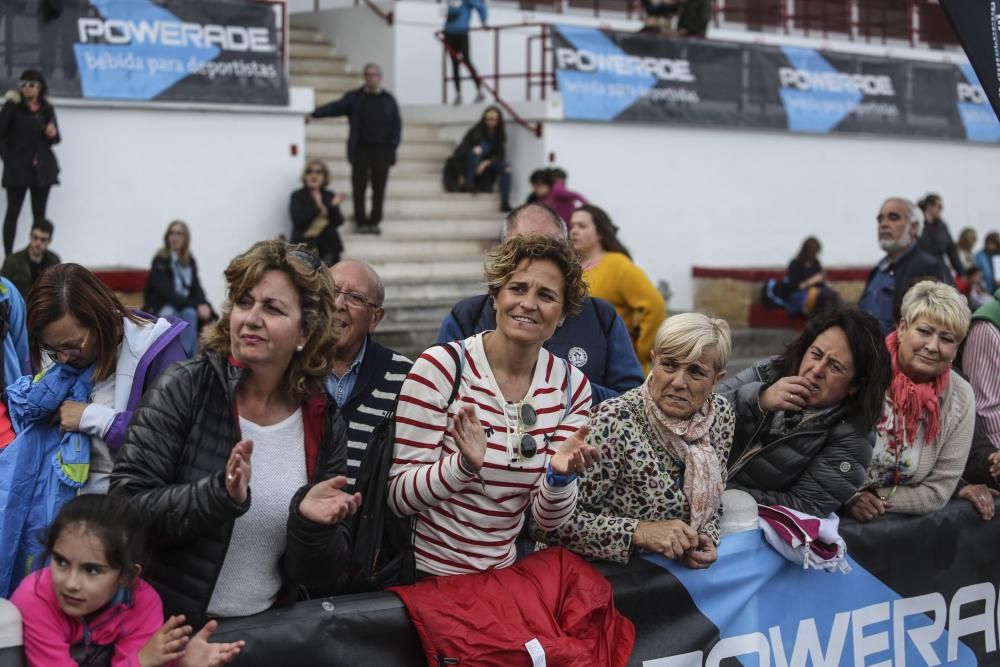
[326,259,412,492]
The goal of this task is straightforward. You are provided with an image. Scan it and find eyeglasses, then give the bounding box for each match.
[287,246,323,271]
[505,401,538,462]
[306,168,325,176]
[40,330,89,363]
[333,287,380,309]
[19,80,39,88]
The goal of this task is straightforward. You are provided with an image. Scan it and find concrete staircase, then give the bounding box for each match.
[290,25,504,359]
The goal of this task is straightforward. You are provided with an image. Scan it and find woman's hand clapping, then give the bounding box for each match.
[224,440,253,505]
[550,425,599,476]
[451,405,487,473]
[298,475,362,524]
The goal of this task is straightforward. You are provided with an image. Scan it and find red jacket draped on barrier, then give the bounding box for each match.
[389,546,635,666]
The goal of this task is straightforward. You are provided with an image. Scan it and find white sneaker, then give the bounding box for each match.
[474,90,486,103]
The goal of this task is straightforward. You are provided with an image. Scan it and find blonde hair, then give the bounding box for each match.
[899,280,971,340]
[484,234,587,318]
[203,241,338,403]
[155,220,191,266]
[652,313,732,374]
[301,159,330,188]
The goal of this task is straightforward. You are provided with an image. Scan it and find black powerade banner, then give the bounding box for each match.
[210,500,1000,665]
[0,0,287,105]
[939,1,1000,123]
[552,25,1000,143]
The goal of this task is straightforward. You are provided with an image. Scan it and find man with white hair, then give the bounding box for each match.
[858,197,952,335]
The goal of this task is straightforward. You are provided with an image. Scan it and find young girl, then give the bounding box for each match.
[11,495,243,666]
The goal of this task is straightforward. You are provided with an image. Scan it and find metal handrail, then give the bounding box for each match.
[436,23,556,138]
[254,0,289,70]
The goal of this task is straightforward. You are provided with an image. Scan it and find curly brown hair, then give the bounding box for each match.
[202,241,337,403]
[485,234,587,318]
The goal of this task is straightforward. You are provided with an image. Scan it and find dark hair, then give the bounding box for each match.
[529,169,553,186]
[985,232,1000,252]
[31,218,54,237]
[549,168,567,182]
[774,307,890,431]
[26,264,148,382]
[794,237,821,265]
[965,265,983,279]
[18,69,49,104]
[917,193,942,212]
[42,494,148,584]
[574,204,632,259]
[478,106,506,147]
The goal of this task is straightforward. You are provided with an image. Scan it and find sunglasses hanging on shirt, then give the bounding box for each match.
[505,401,538,462]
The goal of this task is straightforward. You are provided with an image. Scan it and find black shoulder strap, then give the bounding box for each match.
[438,340,465,406]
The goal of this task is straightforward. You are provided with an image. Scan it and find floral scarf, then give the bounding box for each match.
[883,330,948,447]
[640,376,722,532]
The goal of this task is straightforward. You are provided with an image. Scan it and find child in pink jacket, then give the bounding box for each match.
[11,495,243,666]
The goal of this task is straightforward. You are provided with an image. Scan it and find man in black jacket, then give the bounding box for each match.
[0,217,59,297]
[859,197,952,335]
[327,259,412,492]
[309,63,401,235]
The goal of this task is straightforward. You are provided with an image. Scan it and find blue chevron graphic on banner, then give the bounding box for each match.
[778,46,861,134]
[645,530,978,666]
[74,0,220,100]
[957,62,1000,142]
[554,26,656,121]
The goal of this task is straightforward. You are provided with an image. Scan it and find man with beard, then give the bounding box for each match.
[859,197,952,335]
[327,259,412,492]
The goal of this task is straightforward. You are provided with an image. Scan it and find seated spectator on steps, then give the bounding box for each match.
[571,204,665,374]
[142,220,215,358]
[289,159,345,266]
[849,281,974,522]
[436,203,643,405]
[326,258,412,492]
[543,168,587,223]
[718,308,890,517]
[442,106,512,213]
[112,242,359,623]
[974,231,999,293]
[1,217,60,298]
[524,168,552,205]
[534,314,733,568]
[389,234,597,577]
[781,236,841,317]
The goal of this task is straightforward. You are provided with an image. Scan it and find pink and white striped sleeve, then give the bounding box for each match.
[963,322,1000,447]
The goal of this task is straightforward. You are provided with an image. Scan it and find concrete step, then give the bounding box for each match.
[340,236,491,258]
[291,73,360,91]
[289,27,325,43]
[323,158,443,178]
[380,297,460,326]
[290,58,352,76]
[339,197,502,218]
[289,42,347,61]
[306,123,442,143]
[349,219,502,238]
[373,322,443,361]
[382,276,486,302]
[729,328,794,361]
[307,140,451,161]
[363,255,485,280]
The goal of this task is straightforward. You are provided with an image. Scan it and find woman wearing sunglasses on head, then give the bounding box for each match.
[23,263,187,495]
[289,159,345,266]
[533,314,734,568]
[0,69,60,256]
[389,234,598,576]
[112,242,359,623]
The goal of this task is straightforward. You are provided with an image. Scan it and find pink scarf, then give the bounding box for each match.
[885,331,948,446]
[640,377,722,532]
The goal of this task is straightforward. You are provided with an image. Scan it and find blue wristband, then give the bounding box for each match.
[546,465,577,487]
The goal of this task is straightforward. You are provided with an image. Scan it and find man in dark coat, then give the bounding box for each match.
[1,217,60,297]
[309,63,401,235]
[859,197,952,335]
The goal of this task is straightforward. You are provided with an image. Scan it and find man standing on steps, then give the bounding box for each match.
[436,203,644,405]
[327,259,413,491]
[309,63,402,235]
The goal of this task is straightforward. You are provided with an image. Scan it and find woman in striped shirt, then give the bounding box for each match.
[388,234,598,576]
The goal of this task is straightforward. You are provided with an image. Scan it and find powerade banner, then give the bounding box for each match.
[0,0,287,105]
[209,500,1000,665]
[939,1,1000,123]
[552,25,1000,143]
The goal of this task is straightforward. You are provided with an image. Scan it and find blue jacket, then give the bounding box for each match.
[311,87,401,165]
[0,363,94,597]
[437,295,643,405]
[975,250,997,292]
[444,0,487,34]
[0,277,30,391]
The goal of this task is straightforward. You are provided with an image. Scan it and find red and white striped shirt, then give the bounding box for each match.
[963,320,1000,447]
[388,333,592,576]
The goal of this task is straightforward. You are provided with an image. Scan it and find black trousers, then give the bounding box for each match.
[4,186,50,255]
[444,32,481,93]
[351,145,392,227]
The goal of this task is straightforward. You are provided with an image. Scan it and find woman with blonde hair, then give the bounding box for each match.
[849,281,975,521]
[289,159,345,265]
[112,242,359,622]
[142,220,214,357]
[537,313,734,567]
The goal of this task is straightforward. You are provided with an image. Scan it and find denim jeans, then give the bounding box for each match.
[159,305,199,358]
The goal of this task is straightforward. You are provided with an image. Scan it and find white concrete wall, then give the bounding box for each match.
[544,121,1000,311]
[306,5,396,90]
[1,89,313,307]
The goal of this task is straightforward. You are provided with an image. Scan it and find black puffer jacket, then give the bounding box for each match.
[110,352,351,623]
[716,358,874,517]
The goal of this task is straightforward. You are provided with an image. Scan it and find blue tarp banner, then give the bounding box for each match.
[551,25,1000,143]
